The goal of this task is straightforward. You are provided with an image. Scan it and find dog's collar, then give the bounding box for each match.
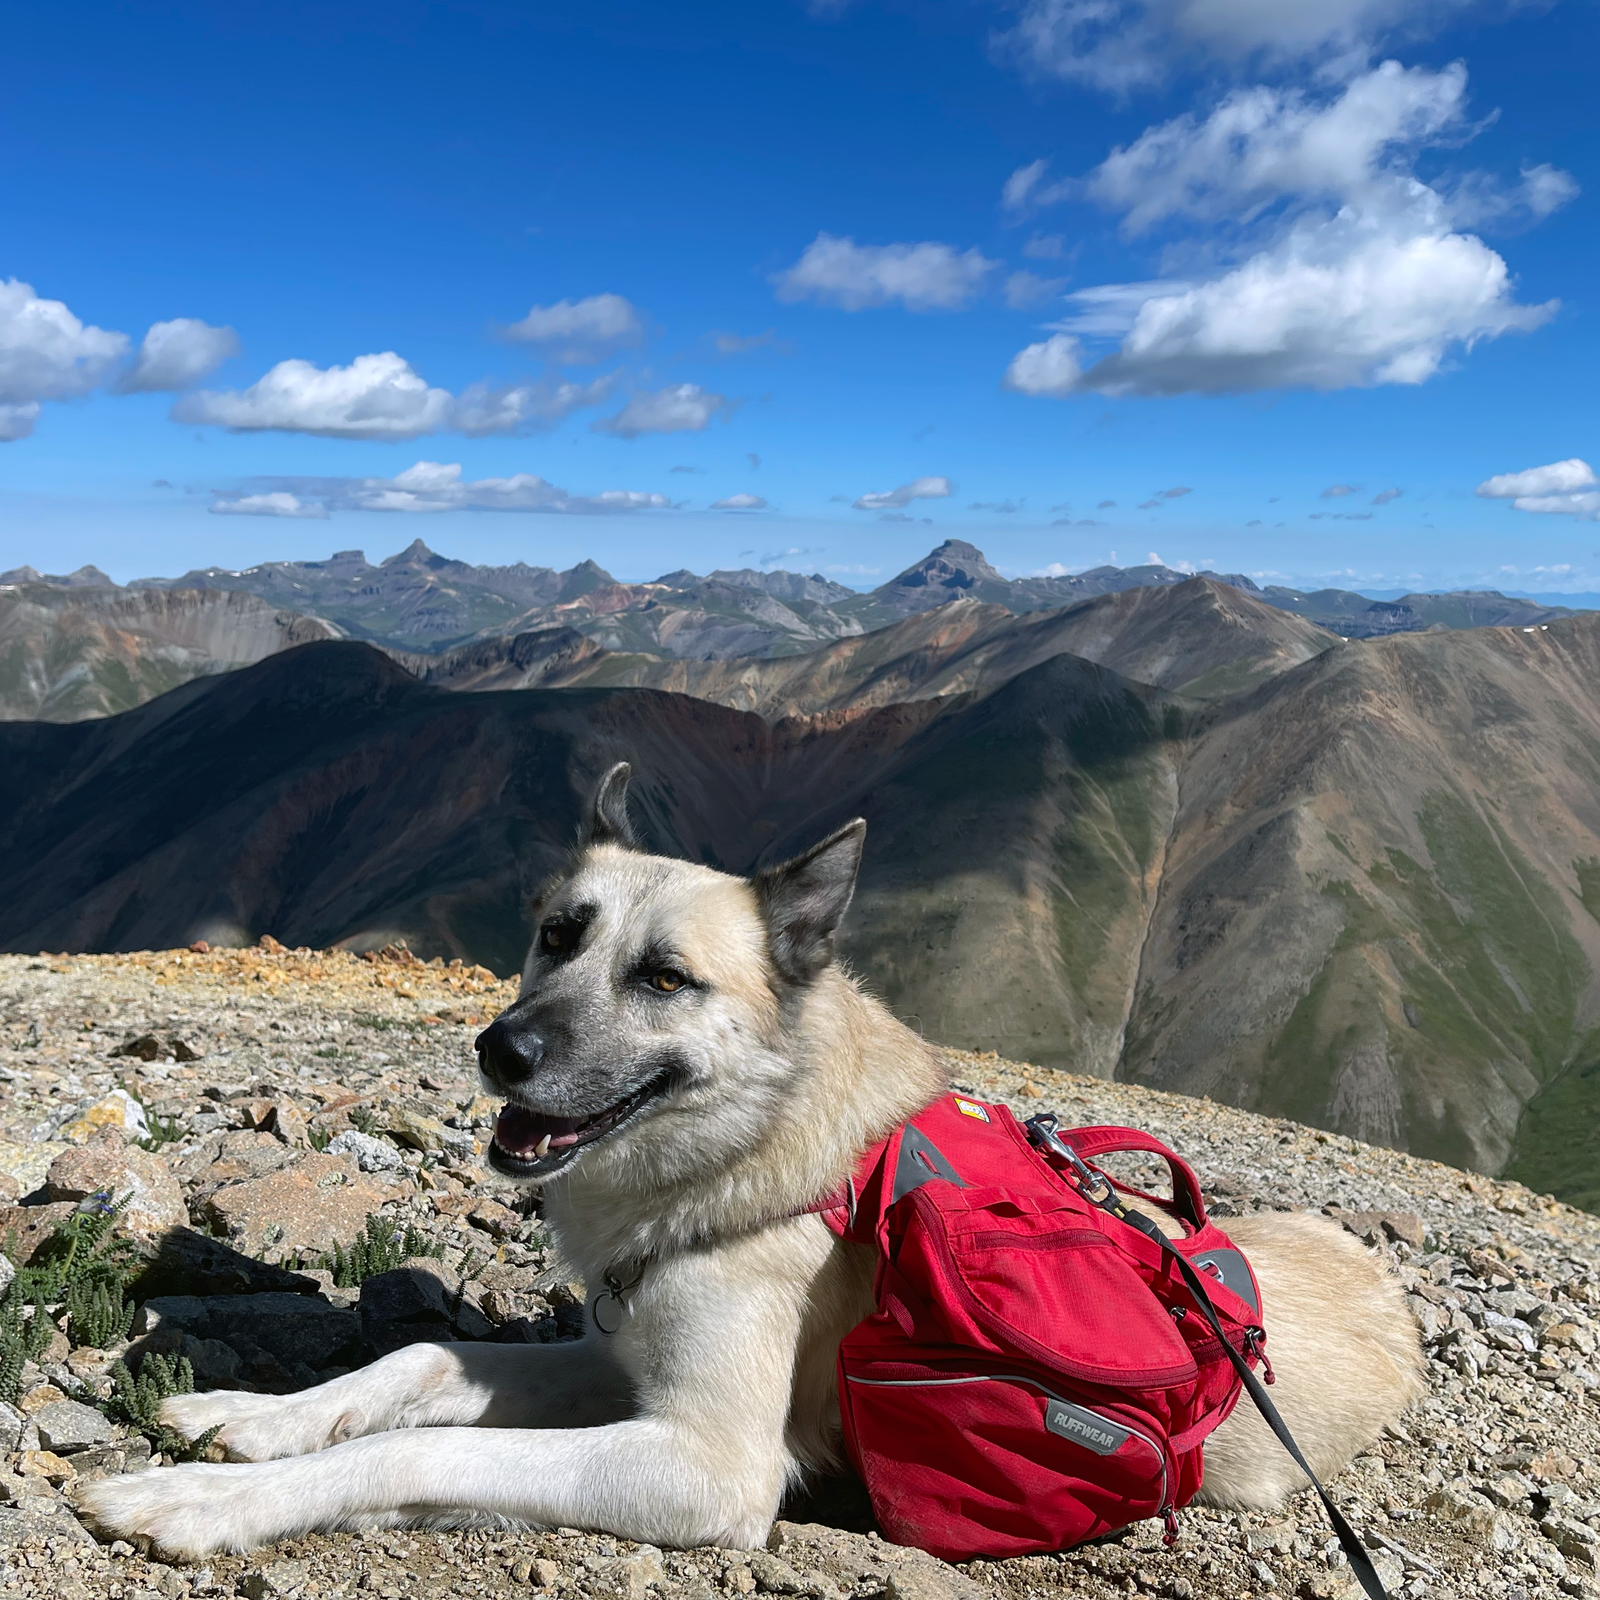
[590,1254,652,1335]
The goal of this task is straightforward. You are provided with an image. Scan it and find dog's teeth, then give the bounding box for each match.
[534,1134,551,1158]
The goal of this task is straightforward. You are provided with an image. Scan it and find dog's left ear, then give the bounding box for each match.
[581,761,638,849]
[754,818,867,985]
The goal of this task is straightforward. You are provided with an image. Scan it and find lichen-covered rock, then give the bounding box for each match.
[45,1134,186,1238]
[202,1151,392,1256]
[30,1400,116,1453]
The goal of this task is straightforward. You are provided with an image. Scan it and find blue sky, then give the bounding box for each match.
[2,0,1596,594]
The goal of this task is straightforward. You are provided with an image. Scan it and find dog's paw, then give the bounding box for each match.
[161,1390,346,1462]
[77,1464,269,1558]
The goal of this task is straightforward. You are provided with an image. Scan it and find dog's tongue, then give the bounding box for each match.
[495,1104,584,1156]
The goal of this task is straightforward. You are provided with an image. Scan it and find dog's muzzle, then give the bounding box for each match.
[475,1015,546,1091]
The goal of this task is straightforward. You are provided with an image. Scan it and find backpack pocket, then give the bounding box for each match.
[838,1353,1172,1562]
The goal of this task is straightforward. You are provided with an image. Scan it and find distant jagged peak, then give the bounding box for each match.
[886,539,1004,590]
[380,537,458,572]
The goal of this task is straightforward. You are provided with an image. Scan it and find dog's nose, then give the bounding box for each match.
[475,1015,546,1089]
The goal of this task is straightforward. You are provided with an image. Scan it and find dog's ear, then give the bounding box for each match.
[581,762,638,849]
[754,818,867,985]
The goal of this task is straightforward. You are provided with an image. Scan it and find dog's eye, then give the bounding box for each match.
[646,970,686,993]
[540,924,566,953]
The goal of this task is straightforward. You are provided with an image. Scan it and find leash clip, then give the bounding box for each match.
[590,1257,649,1336]
[1024,1113,1116,1206]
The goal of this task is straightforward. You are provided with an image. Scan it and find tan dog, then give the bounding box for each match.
[81,764,1422,1557]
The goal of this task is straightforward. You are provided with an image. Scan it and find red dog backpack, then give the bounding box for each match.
[818,1093,1389,1599]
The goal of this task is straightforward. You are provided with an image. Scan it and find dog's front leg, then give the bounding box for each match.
[161,1338,631,1462]
[83,1224,832,1558]
[80,1416,782,1559]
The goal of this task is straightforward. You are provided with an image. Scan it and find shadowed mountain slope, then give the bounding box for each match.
[0,641,1177,1077]
[0,583,340,720]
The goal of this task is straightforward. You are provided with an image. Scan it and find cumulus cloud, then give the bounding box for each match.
[853,475,955,511]
[213,461,672,518]
[1372,487,1403,504]
[0,278,128,439]
[592,383,731,438]
[1321,484,1360,498]
[993,0,1491,94]
[175,354,610,439]
[1003,61,1564,398]
[712,493,768,511]
[1476,458,1600,519]
[773,234,997,312]
[116,318,240,393]
[1084,61,1474,234]
[502,293,644,361]
[175,352,455,439]
[1007,207,1552,396]
[452,375,614,436]
[209,492,329,519]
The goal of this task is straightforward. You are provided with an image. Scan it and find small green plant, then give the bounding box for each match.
[348,1105,380,1136]
[0,1192,137,1403]
[354,1014,401,1031]
[306,1123,333,1152]
[316,1213,443,1288]
[122,1081,183,1153]
[101,1353,220,1461]
[0,1291,56,1406]
[312,1045,344,1059]
[66,1276,134,1350]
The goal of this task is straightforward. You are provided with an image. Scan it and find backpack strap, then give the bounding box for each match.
[1027,1119,1392,1600]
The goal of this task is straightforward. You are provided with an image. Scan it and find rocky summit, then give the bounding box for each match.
[0,947,1596,1600]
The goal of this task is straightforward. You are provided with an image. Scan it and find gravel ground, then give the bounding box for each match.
[0,945,1596,1600]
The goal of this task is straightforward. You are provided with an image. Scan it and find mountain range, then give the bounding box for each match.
[1,538,1580,721]
[1,570,1597,1209]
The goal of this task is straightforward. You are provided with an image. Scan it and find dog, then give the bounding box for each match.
[81,763,1423,1558]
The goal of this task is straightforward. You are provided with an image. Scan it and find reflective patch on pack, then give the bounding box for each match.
[890,1125,967,1203]
[1191,1248,1259,1314]
[954,1099,990,1122]
[1044,1400,1130,1456]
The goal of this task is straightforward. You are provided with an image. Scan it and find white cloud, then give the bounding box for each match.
[1023,233,1068,260]
[853,475,954,511]
[994,0,1492,93]
[592,383,731,438]
[117,318,240,393]
[210,492,329,519]
[215,461,671,517]
[1006,207,1553,396]
[1085,61,1471,235]
[1004,61,1565,399]
[772,233,997,312]
[1002,159,1076,215]
[175,352,456,439]
[1321,483,1360,498]
[1476,458,1600,520]
[1372,487,1403,503]
[175,353,610,439]
[0,279,128,437]
[1003,333,1084,397]
[0,405,40,441]
[712,493,768,511]
[501,293,644,362]
[452,375,613,436]
[1005,270,1068,309]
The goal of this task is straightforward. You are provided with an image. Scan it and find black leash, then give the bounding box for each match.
[1028,1120,1391,1600]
